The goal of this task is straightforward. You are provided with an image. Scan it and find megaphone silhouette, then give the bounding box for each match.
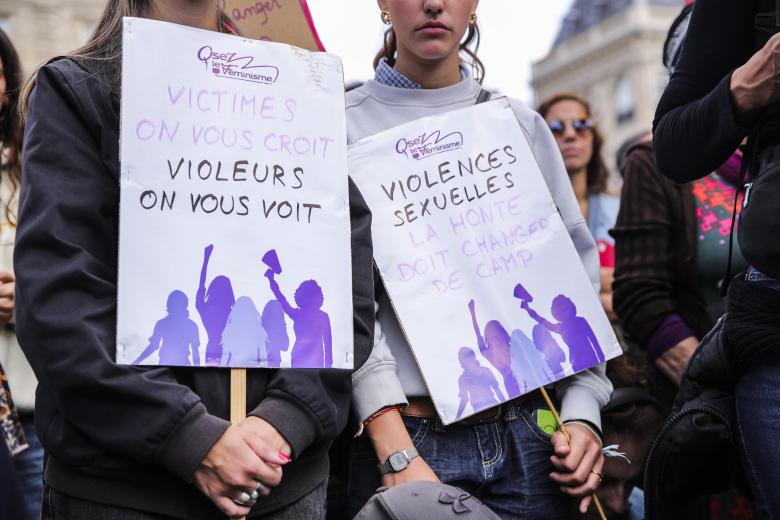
[262,249,282,277]
[513,282,533,303]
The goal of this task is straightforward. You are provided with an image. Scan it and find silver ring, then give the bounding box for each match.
[590,470,603,483]
[233,491,253,506]
[256,481,266,492]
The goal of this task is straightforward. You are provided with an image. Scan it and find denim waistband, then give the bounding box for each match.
[413,394,544,433]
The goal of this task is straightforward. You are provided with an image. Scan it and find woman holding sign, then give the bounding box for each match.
[15,0,374,519]
[347,1,612,518]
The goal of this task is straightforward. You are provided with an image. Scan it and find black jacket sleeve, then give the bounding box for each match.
[612,146,683,346]
[15,61,229,483]
[249,178,374,456]
[653,0,759,182]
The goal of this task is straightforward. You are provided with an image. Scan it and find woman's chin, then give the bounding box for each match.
[411,44,459,63]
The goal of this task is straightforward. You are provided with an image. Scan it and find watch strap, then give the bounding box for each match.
[377,447,419,475]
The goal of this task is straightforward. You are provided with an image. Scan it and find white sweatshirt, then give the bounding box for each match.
[347,76,612,430]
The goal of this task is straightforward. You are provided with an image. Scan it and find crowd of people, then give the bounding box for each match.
[0,0,778,519]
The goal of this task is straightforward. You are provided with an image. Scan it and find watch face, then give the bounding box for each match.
[389,452,409,471]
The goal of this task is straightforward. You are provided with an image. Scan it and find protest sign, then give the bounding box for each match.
[349,99,621,424]
[117,17,352,370]
[220,0,325,51]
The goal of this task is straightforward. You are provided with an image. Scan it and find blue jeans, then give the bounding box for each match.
[14,415,44,519]
[734,269,780,517]
[42,480,327,520]
[348,394,572,519]
[735,358,780,518]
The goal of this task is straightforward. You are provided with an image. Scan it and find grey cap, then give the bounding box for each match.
[353,481,501,520]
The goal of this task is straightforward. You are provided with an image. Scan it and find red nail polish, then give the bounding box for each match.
[278,451,292,462]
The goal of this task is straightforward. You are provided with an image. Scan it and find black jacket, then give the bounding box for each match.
[644,273,780,519]
[612,144,714,352]
[16,56,374,518]
[653,0,762,181]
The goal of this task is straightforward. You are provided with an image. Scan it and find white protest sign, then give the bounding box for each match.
[349,99,621,424]
[117,18,353,369]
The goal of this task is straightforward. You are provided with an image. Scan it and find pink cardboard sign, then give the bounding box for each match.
[220,0,325,51]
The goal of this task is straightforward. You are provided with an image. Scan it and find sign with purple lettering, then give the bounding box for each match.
[117,18,353,369]
[349,99,621,424]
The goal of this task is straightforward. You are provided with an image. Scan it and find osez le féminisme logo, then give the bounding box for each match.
[197,45,279,85]
[395,130,464,160]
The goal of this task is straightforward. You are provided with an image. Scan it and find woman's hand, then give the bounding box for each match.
[549,423,604,514]
[193,425,289,518]
[731,32,780,120]
[0,271,15,327]
[239,416,292,458]
[655,336,699,386]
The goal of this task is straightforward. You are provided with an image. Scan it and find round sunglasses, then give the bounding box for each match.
[547,118,595,136]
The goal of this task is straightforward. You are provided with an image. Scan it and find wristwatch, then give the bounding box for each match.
[377,448,419,475]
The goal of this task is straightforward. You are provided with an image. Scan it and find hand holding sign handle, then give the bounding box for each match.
[538,387,607,519]
[513,281,606,519]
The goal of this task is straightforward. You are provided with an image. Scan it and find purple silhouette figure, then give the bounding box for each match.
[261,300,289,368]
[263,251,332,368]
[196,245,236,366]
[133,290,200,366]
[522,295,605,373]
[221,296,268,367]
[509,329,552,393]
[468,299,521,398]
[532,324,567,376]
[455,347,505,420]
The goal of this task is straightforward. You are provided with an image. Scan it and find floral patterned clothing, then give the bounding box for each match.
[0,361,27,455]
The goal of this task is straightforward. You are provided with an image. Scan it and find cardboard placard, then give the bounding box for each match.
[220,0,324,51]
[349,99,621,424]
[117,17,352,369]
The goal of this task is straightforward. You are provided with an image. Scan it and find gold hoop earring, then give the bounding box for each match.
[381,10,392,25]
[469,13,478,26]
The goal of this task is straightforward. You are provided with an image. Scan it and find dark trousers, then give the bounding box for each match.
[42,480,327,520]
[0,444,26,520]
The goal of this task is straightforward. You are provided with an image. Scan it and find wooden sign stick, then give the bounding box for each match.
[539,387,607,520]
[230,368,247,426]
[230,368,248,520]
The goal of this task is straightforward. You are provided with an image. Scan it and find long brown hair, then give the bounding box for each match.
[373,23,485,83]
[19,0,233,122]
[538,93,609,195]
[0,28,22,223]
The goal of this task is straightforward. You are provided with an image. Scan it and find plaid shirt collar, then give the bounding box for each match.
[375,59,421,89]
[374,59,469,89]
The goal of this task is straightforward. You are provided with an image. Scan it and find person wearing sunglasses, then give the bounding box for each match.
[539,94,619,322]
